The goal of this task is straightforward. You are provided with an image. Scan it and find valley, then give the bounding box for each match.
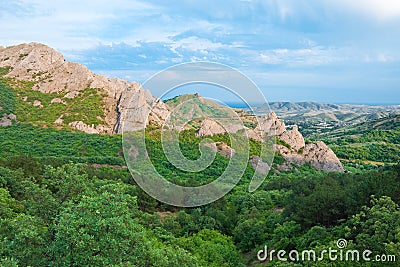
[0,43,399,267]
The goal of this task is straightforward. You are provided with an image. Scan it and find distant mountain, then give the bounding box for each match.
[256,101,400,116]
[267,101,340,113]
[253,101,400,131]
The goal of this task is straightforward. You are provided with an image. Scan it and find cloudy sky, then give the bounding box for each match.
[1,0,400,104]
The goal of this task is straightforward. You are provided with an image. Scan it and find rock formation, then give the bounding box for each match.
[197,110,344,172]
[196,119,227,137]
[250,155,270,175]
[0,42,344,173]
[0,42,169,134]
[278,125,305,151]
[0,113,17,127]
[203,142,236,159]
[254,112,286,137]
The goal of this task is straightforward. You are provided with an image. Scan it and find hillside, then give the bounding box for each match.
[0,42,168,134]
[0,43,399,267]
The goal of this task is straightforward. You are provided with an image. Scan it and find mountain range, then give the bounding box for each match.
[0,42,345,172]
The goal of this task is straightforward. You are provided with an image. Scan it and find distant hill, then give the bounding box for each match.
[267,101,340,113]
[256,101,400,116]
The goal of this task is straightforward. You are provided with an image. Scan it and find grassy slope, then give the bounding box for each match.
[0,67,106,129]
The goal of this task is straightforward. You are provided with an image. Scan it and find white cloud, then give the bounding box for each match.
[258,46,343,66]
[328,0,400,20]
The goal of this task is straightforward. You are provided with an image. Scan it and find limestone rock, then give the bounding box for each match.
[54,116,63,124]
[278,125,305,151]
[245,129,263,142]
[33,100,43,108]
[0,113,17,127]
[250,155,270,175]
[303,141,345,172]
[203,142,236,159]
[0,42,169,134]
[274,141,344,172]
[254,112,286,139]
[51,98,66,105]
[68,121,109,134]
[196,118,226,137]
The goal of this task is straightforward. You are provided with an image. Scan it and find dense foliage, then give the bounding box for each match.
[0,121,399,266]
[326,129,400,163]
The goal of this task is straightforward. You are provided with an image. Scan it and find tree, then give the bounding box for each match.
[51,189,153,267]
[178,229,243,267]
[346,196,400,256]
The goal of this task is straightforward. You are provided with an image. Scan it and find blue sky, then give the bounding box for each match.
[1,0,400,104]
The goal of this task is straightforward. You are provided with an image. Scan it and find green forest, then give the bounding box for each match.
[1,69,399,266]
[0,122,399,266]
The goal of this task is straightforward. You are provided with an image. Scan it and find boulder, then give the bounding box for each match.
[250,155,270,175]
[203,141,236,159]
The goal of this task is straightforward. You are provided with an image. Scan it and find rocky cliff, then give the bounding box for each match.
[196,113,344,172]
[0,42,344,172]
[0,42,168,134]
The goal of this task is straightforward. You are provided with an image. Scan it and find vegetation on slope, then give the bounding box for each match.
[0,67,106,128]
[0,122,399,266]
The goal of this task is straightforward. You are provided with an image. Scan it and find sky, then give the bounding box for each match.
[1,0,400,104]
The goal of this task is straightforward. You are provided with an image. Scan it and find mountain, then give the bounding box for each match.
[267,101,341,113]
[257,101,400,115]
[255,101,400,124]
[0,43,344,172]
[0,42,168,134]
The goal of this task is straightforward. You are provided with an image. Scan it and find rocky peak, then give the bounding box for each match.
[254,111,286,137]
[0,43,169,134]
[278,125,305,151]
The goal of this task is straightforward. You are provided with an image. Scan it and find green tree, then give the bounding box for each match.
[346,196,400,257]
[52,189,152,267]
[178,229,243,267]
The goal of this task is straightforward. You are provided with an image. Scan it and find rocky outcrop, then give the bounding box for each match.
[254,112,286,138]
[113,88,169,133]
[196,118,247,137]
[0,113,17,127]
[250,155,270,175]
[196,119,226,137]
[303,141,345,172]
[274,141,344,172]
[278,125,305,151]
[0,42,169,134]
[203,142,236,159]
[68,121,110,134]
[254,112,344,172]
[196,110,344,172]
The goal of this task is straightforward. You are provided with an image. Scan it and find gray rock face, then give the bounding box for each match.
[68,121,109,135]
[0,42,169,134]
[278,125,305,151]
[254,112,286,138]
[274,141,344,172]
[0,113,17,127]
[196,117,247,137]
[302,141,345,172]
[254,112,344,172]
[203,142,236,159]
[196,119,227,137]
[250,155,270,175]
[195,111,344,173]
